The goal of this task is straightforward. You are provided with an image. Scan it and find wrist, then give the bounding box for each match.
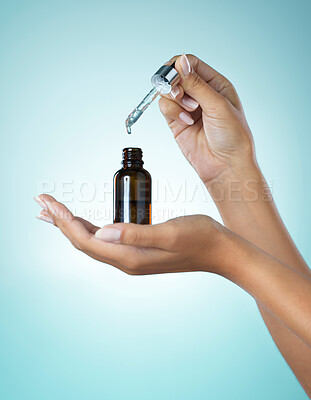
[200,221,238,277]
[205,159,268,203]
[208,227,255,284]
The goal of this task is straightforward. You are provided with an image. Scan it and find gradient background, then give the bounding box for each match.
[1,0,311,399]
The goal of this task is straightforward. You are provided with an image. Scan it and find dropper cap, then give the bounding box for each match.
[151,62,180,94]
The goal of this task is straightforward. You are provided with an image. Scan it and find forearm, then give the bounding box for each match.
[207,161,308,273]
[220,233,311,347]
[207,160,311,394]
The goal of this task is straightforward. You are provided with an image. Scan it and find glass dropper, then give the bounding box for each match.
[125,62,180,134]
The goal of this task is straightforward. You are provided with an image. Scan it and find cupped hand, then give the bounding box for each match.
[159,54,256,184]
[34,195,226,276]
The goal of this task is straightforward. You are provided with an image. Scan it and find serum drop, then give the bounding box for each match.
[114,148,151,225]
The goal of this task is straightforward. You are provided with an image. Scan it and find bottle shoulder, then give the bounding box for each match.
[114,167,151,180]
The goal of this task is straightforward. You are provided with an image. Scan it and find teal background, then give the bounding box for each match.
[1,0,310,399]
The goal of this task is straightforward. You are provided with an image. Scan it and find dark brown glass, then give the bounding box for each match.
[113,148,151,224]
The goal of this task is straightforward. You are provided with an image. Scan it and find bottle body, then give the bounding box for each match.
[114,148,151,225]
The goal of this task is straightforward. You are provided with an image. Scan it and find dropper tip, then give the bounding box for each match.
[125,123,131,134]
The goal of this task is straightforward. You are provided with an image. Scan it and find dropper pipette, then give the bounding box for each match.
[125,62,180,134]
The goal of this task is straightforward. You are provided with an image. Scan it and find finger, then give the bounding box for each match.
[95,221,175,250]
[176,53,240,108]
[34,196,49,211]
[38,195,95,249]
[159,97,197,127]
[36,209,54,225]
[35,195,100,233]
[161,92,199,113]
[38,194,75,225]
[164,54,180,66]
[164,56,184,99]
[159,97,202,138]
[75,217,100,235]
[169,84,184,100]
[174,53,223,111]
[37,194,103,254]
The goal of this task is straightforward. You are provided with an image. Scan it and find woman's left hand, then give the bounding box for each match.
[34,195,311,360]
[34,194,225,276]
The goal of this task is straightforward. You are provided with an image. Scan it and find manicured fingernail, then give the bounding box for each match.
[180,53,191,76]
[179,112,194,125]
[45,200,58,216]
[181,96,199,110]
[36,214,54,224]
[170,86,180,99]
[33,196,48,211]
[95,228,121,242]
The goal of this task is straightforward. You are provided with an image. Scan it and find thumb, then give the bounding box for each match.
[95,222,170,248]
[175,53,222,110]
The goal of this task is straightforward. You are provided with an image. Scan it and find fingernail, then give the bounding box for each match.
[36,214,54,224]
[45,200,58,216]
[170,86,180,99]
[181,96,199,110]
[33,196,48,211]
[95,228,121,242]
[179,112,194,125]
[180,53,191,76]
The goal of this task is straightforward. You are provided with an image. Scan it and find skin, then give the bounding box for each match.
[35,197,311,355]
[35,54,311,395]
[158,54,311,395]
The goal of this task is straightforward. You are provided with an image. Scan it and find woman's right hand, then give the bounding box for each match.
[159,54,257,185]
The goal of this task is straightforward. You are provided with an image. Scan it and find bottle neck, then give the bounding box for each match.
[122,147,144,169]
[122,161,143,168]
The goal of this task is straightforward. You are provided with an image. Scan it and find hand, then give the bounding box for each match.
[34,195,226,276]
[34,195,311,351]
[159,54,256,185]
[162,56,311,395]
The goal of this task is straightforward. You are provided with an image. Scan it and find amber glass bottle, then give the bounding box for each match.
[113,148,151,224]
